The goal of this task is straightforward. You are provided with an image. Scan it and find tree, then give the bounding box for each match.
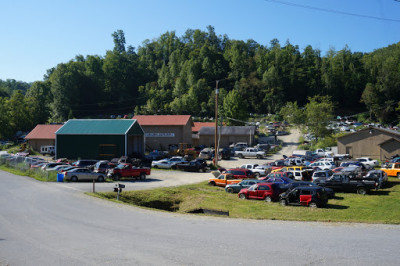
[112,30,126,53]
[304,95,334,140]
[279,101,305,126]
[222,90,249,126]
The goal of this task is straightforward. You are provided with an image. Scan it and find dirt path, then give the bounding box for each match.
[217,128,301,169]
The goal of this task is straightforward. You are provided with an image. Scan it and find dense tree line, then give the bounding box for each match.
[1,26,400,139]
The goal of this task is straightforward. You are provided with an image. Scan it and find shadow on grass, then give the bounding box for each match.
[113,178,163,183]
[369,190,390,196]
[333,196,344,200]
[326,204,349,210]
[384,180,400,189]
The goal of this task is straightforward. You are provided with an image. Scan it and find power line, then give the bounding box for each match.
[264,0,400,23]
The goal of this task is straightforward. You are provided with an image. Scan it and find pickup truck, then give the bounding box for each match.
[208,173,242,187]
[314,173,377,195]
[314,149,333,158]
[380,162,400,178]
[235,148,266,159]
[107,163,151,181]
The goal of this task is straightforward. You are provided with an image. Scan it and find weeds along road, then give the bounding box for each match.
[1,170,400,266]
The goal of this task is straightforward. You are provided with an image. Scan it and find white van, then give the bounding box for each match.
[40,146,55,155]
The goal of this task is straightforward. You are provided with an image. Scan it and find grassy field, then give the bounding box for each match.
[95,177,400,224]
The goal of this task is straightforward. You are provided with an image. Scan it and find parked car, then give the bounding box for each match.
[259,171,294,181]
[175,160,207,172]
[263,176,294,191]
[71,160,98,168]
[208,173,242,187]
[223,168,255,179]
[308,161,335,170]
[235,148,266,159]
[238,182,281,202]
[64,168,106,182]
[199,148,213,160]
[380,162,400,178]
[151,159,176,169]
[94,160,116,173]
[315,173,377,195]
[239,164,267,177]
[225,179,263,193]
[279,186,329,208]
[285,181,335,199]
[311,170,333,182]
[356,157,379,169]
[107,163,151,180]
[145,151,166,161]
[363,170,388,188]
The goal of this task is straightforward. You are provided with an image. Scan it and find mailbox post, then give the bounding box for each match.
[114,183,125,200]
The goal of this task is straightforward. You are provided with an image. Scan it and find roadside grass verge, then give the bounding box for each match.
[94,177,400,224]
[0,164,58,181]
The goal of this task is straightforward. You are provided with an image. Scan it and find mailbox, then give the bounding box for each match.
[114,183,125,193]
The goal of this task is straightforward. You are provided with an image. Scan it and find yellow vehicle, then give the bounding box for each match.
[380,163,400,178]
[272,165,306,173]
[169,143,198,159]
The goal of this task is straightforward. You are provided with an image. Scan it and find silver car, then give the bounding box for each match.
[64,168,106,182]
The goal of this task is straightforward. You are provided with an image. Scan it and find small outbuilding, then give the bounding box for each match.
[56,119,144,160]
[337,127,400,160]
[24,124,63,152]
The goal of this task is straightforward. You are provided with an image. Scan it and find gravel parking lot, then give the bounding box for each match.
[53,129,301,193]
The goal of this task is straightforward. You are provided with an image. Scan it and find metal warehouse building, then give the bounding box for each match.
[56,119,144,160]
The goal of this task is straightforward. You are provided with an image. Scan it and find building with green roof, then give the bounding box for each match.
[55,119,144,160]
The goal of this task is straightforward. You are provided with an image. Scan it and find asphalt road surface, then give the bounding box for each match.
[1,170,400,266]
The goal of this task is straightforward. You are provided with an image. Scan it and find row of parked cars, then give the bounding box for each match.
[206,153,390,208]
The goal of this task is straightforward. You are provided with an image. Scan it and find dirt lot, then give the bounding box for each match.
[55,129,301,193]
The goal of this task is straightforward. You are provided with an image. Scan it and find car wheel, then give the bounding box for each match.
[140,173,146,180]
[97,176,105,182]
[255,172,260,178]
[264,196,272,202]
[280,199,287,206]
[209,181,216,186]
[257,154,262,159]
[172,165,177,170]
[153,165,158,169]
[226,187,234,193]
[70,176,78,182]
[397,172,400,179]
[357,187,367,195]
[239,154,244,159]
[239,193,246,199]
[309,201,318,208]
[114,174,121,181]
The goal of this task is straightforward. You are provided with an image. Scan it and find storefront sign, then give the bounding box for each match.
[145,133,175,137]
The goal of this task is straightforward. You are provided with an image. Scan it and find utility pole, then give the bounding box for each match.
[214,81,219,166]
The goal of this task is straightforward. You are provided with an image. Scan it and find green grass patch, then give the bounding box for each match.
[95,178,400,224]
[0,164,58,182]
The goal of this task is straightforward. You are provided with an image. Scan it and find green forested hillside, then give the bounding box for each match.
[1,26,400,139]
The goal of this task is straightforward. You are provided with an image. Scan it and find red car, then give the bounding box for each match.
[223,168,255,179]
[238,182,281,202]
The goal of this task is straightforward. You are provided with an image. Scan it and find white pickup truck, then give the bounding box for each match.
[239,164,269,177]
[314,149,333,157]
[235,148,266,159]
[356,157,379,169]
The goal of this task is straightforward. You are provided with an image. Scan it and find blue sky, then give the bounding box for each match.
[1,0,399,83]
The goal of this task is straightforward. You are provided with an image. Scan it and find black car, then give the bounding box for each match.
[279,186,329,208]
[175,160,207,172]
[285,181,335,199]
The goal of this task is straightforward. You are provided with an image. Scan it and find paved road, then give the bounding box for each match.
[1,170,400,266]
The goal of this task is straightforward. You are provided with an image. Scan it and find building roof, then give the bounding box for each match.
[133,115,193,126]
[56,119,142,135]
[199,126,256,136]
[337,126,400,141]
[192,122,216,132]
[25,124,63,140]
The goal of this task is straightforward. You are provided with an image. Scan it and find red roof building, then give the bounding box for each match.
[192,122,216,133]
[25,124,63,151]
[132,115,194,151]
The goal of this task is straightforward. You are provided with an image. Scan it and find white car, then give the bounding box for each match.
[356,157,379,169]
[309,161,335,170]
[151,159,176,169]
[239,164,268,177]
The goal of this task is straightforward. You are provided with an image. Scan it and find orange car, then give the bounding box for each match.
[380,162,400,178]
[208,173,242,187]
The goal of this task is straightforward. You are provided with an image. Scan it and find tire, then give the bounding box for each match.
[397,172,400,179]
[113,174,121,181]
[357,187,367,195]
[153,165,158,169]
[309,201,318,208]
[70,176,78,182]
[239,154,244,159]
[226,187,234,193]
[256,154,262,159]
[254,172,260,178]
[264,196,272,202]
[140,173,146,180]
[280,199,287,206]
[239,193,247,199]
[97,176,105,182]
[209,181,216,186]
